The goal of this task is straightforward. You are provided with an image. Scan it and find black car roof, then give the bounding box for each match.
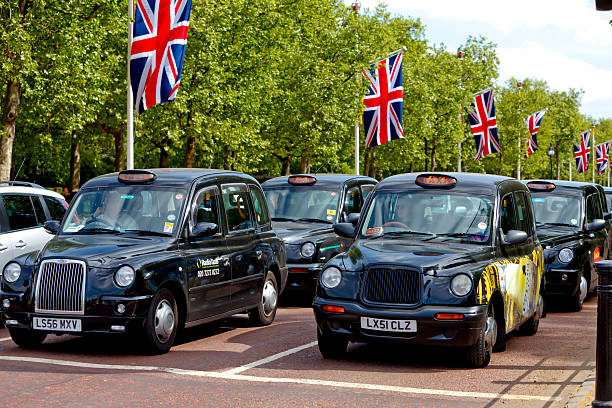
[522,179,600,194]
[376,172,517,193]
[262,174,377,188]
[82,168,257,189]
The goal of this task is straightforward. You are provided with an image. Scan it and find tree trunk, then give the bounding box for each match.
[282,156,291,175]
[430,144,436,171]
[300,155,310,173]
[184,135,195,168]
[0,81,21,181]
[369,147,377,178]
[223,146,231,170]
[114,130,125,172]
[364,149,370,177]
[159,146,169,168]
[69,132,81,192]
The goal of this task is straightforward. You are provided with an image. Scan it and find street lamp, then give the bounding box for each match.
[548,142,555,179]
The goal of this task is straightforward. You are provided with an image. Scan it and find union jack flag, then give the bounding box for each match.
[574,131,591,174]
[524,109,547,157]
[596,142,610,175]
[467,88,501,161]
[130,0,192,115]
[362,52,404,148]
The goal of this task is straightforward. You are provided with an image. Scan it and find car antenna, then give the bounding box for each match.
[13,157,26,180]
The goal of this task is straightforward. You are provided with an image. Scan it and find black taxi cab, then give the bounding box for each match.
[0,169,287,353]
[524,180,609,311]
[604,186,612,212]
[313,173,544,367]
[262,174,377,293]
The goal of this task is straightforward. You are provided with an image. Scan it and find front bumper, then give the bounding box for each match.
[284,263,323,292]
[544,267,580,296]
[313,297,487,347]
[0,291,153,335]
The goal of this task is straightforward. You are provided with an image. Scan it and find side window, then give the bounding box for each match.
[513,192,530,234]
[343,186,362,215]
[192,186,220,227]
[2,194,38,231]
[43,196,68,221]
[249,186,270,226]
[586,195,597,223]
[594,194,604,219]
[500,194,517,234]
[361,184,375,201]
[221,184,253,232]
[32,196,46,225]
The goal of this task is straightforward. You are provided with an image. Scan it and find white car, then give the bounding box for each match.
[0,182,68,271]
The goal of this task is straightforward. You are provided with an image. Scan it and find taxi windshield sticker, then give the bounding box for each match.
[121,195,134,200]
[163,222,174,233]
[167,214,176,221]
[477,222,487,230]
[331,192,337,196]
[327,209,336,216]
[364,227,382,236]
[175,193,184,200]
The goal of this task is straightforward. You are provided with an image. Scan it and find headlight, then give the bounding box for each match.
[3,262,21,283]
[321,267,342,289]
[450,274,472,297]
[301,242,316,258]
[115,265,135,287]
[558,248,574,263]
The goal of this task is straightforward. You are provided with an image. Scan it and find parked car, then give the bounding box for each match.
[0,169,287,353]
[313,173,544,368]
[524,180,609,311]
[262,174,377,294]
[604,186,612,213]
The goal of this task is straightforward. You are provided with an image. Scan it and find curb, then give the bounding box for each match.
[567,369,596,408]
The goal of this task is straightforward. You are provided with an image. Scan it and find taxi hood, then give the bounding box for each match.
[272,221,333,244]
[342,239,494,275]
[536,230,580,247]
[39,234,170,268]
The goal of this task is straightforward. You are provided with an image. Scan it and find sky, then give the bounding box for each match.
[349,0,612,120]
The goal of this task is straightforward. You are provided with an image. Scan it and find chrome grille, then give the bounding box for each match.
[361,267,421,305]
[35,260,86,315]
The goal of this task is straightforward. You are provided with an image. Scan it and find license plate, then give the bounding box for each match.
[360,316,416,333]
[33,317,81,332]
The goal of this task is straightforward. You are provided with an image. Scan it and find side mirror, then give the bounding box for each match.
[587,219,606,232]
[43,221,61,235]
[500,229,528,245]
[190,222,218,238]
[333,222,356,238]
[345,212,360,226]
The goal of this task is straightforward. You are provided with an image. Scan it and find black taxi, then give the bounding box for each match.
[262,174,377,293]
[0,169,287,353]
[524,180,609,311]
[313,173,544,367]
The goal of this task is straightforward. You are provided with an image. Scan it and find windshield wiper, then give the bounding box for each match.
[122,229,171,237]
[271,217,296,222]
[536,222,575,227]
[380,231,436,239]
[75,227,120,234]
[294,217,333,224]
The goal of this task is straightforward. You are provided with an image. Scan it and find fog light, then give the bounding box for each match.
[5,319,17,325]
[562,274,568,281]
[110,325,125,332]
[2,299,9,309]
[116,303,126,314]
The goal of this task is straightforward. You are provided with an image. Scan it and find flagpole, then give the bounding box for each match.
[517,81,522,180]
[369,47,406,65]
[592,126,596,183]
[569,158,572,181]
[127,0,134,170]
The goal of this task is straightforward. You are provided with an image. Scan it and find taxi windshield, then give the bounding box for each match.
[360,190,494,244]
[61,187,188,236]
[264,185,340,223]
[530,193,581,228]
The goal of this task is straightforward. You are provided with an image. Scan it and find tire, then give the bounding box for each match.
[8,327,47,349]
[570,275,587,312]
[248,271,278,326]
[142,288,178,355]
[466,305,494,368]
[317,328,348,359]
[519,295,542,336]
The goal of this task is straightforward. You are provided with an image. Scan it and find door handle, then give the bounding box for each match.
[222,258,230,267]
[0,244,7,251]
[15,241,26,248]
[256,250,263,259]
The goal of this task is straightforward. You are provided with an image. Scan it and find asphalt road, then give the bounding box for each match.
[0,296,597,408]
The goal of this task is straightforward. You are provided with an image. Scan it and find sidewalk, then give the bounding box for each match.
[566,368,596,408]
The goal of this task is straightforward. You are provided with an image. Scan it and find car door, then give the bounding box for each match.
[585,192,607,287]
[181,184,232,321]
[221,183,263,310]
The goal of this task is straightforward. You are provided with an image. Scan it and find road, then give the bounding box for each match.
[0,296,596,407]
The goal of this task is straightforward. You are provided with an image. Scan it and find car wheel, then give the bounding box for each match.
[467,304,494,368]
[519,295,542,336]
[317,328,348,359]
[142,288,178,354]
[570,275,587,312]
[248,271,278,326]
[8,327,47,349]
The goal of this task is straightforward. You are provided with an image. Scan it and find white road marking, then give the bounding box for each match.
[0,354,559,402]
[221,340,318,375]
[0,337,12,342]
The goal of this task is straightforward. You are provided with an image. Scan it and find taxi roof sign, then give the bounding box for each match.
[118,170,157,184]
[415,174,457,189]
[288,175,316,185]
[526,182,556,192]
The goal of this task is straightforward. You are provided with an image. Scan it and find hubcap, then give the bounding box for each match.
[262,280,277,317]
[154,299,175,343]
[484,315,497,351]
[579,276,588,302]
